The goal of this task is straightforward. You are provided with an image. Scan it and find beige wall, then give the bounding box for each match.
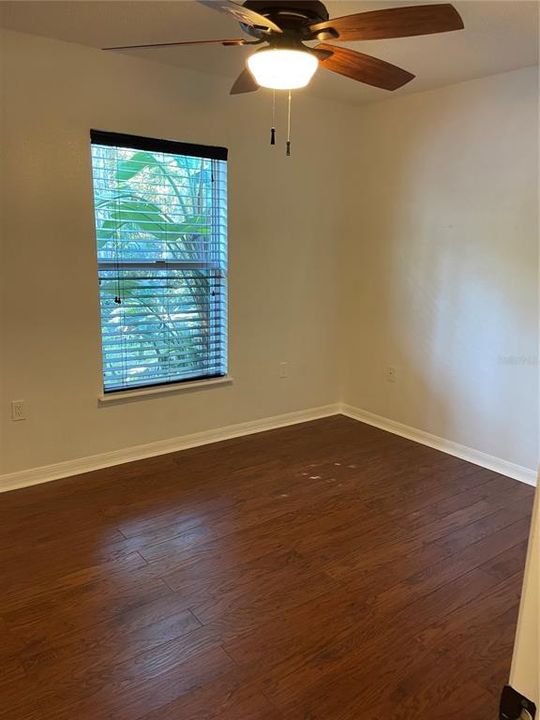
[1,30,538,481]
[0,29,352,475]
[342,66,539,471]
[510,487,539,705]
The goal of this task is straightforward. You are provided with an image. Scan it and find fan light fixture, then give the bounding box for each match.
[103,1,465,153]
[247,48,318,90]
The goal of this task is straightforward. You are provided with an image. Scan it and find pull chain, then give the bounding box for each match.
[114,152,122,305]
[270,89,276,145]
[286,89,292,156]
[114,229,122,304]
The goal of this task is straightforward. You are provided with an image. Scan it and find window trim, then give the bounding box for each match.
[90,129,229,395]
[98,375,233,404]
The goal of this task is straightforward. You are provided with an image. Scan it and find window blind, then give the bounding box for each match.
[90,130,228,393]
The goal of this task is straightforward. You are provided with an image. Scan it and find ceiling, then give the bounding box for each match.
[1,1,538,104]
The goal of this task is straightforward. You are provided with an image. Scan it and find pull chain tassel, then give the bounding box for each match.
[286,89,292,156]
[270,90,276,145]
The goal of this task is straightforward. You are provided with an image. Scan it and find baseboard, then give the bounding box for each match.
[2,401,536,493]
[0,403,340,493]
[340,404,537,487]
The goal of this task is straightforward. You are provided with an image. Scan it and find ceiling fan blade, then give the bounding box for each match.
[310,47,334,61]
[310,4,463,41]
[230,68,260,94]
[103,38,248,50]
[198,0,282,33]
[315,44,415,91]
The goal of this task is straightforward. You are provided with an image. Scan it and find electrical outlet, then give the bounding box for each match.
[279,362,288,379]
[385,366,397,383]
[11,400,26,421]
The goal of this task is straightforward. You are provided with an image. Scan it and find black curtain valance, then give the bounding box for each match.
[90,129,228,161]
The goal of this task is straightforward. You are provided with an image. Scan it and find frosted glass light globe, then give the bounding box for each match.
[247,48,318,90]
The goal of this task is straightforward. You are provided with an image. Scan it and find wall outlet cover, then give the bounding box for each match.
[11,400,26,421]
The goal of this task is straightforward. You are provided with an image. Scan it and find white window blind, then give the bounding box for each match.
[90,130,228,393]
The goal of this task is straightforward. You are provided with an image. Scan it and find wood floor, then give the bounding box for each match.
[0,416,534,720]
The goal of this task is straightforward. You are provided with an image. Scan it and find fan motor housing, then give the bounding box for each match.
[242,0,329,38]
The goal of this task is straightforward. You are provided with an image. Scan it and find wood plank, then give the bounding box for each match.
[41,645,234,720]
[0,416,533,720]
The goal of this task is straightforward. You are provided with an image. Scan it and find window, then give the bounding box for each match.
[90,130,228,394]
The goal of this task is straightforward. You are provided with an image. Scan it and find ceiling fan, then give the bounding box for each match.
[104,1,464,94]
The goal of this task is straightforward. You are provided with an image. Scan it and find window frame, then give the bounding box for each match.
[90,129,229,398]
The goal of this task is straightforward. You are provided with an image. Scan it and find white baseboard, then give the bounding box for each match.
[0,403,340,493]
[340,403,537,487]
[2,401,536,493]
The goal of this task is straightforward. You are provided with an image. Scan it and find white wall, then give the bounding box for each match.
[1,30,538,483]
[0,29,353,476]
[341,67,539,471]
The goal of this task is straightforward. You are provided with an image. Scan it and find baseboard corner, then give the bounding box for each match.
[339,403,537,487]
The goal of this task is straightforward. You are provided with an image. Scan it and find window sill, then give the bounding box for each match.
[98,376,233,404]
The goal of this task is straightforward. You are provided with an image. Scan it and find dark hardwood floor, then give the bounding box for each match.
[0,415,534,719]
